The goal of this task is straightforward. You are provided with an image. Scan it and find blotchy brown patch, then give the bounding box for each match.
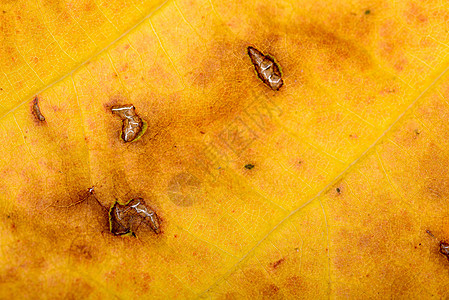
[298,22,373,72]
[68,236,97,263]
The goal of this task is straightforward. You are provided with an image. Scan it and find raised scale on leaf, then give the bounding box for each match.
[440,242,449,261]
[111,104,147,142]
[32,96,45,121]
[109,198,161,236]
[247,46,283,91]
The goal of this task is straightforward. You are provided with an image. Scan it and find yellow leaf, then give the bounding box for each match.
[1,0,449,298]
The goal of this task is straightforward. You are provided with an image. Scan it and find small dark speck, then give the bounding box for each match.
[2,11,5,14]
[245,164,255,170]
[336,188,341,193]
[365,9,371,15]
[7,215,10,218]
[200,131,205,134]
[414,129,420,135]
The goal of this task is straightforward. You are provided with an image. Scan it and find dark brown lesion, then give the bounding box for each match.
[111,104,147,142]
[32,96,45,122]
[244,163,255,170]
[247,46,283,91]
[109,198,161,236]
[426,229,449,261]
[440,242,449,260]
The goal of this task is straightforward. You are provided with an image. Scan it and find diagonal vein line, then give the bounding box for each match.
[197,64,449,297]
[0,0,171,121]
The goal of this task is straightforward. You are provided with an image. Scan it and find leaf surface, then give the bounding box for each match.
[1,0,449,298]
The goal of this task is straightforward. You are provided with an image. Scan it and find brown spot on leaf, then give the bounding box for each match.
[414,129,420,137]
[111,104,147,142]
[31,96,45,122]
[440,242,449,260]
[247,46,283,91]
[244,163,255,170]
[69,237,95,262]
[109,198,161,236]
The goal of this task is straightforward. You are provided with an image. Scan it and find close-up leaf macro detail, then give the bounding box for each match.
[1,0,449,298]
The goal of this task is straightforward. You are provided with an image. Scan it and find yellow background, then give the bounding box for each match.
[1,0,449,298]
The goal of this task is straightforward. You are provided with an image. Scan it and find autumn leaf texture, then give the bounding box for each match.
[1,0,449,298]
